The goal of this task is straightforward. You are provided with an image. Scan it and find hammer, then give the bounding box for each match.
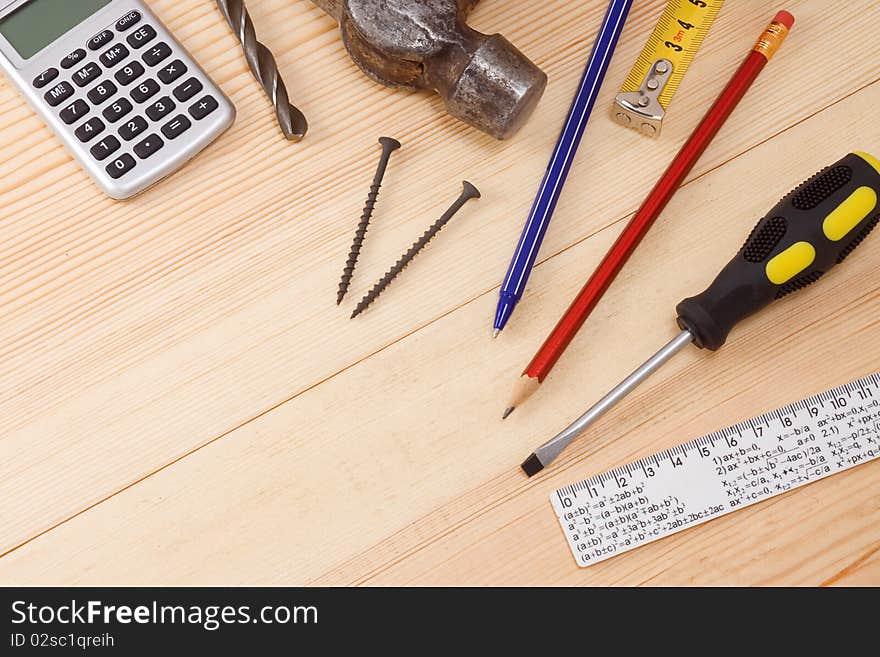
[312,0,548,140]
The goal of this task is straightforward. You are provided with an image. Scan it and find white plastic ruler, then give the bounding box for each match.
[552,372,880,568]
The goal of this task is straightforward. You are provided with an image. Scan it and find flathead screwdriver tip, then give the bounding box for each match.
[502,406,515,420]
[521,453,544,478]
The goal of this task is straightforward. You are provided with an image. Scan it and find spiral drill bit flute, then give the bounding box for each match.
[216,0,308,140]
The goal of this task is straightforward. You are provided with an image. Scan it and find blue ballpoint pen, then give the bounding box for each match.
[493,0,633,337]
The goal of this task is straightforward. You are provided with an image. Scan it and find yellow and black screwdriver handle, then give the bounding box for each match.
[677,152,880,350]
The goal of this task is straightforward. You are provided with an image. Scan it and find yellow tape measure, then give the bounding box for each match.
[614,0,725,137]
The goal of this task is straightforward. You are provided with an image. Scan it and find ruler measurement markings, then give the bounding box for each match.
[551,372,880,567]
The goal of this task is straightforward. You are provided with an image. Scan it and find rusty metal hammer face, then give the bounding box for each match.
[313,0,548,139]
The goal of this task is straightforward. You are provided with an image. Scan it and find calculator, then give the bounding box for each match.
[0,0,235,200]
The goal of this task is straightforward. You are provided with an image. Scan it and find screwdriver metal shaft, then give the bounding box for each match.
[216,0,308,140]
[522,331,693,476]
[522,151,880,478]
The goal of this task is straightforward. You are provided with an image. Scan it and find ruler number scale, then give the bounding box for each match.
[552,373,880,568]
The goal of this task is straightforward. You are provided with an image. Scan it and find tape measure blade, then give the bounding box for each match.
[552,371,880,568]
[619,0,725,122]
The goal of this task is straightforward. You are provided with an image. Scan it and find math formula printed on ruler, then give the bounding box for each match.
[552,373,880,568]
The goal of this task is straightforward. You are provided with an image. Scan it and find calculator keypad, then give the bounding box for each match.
[100,44,129,68]
[161,115,191,140]
[145,97,175,122]
[30,9,227,188]
[72,62,101,87]
[106,153,136,179]
[60,100,90,125]
[143,43,172,67]
[127,26,157,49]
[34,68,59,88]
[173,77,202,102]
[116,11,142,32]
[87,80,118,105]
[103,98,134,123]
[131,79,159,103]
[133,134,164,160]
[115,61,144,86]
[61,49,87,69]
[44,81,74,106]
[88,30,114,51]
[75,117,105,142]
[157,60,186,84]
[119,116,148,141]
[91,135,121,161]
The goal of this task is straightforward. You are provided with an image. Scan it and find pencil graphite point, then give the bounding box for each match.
[502,406,515,420]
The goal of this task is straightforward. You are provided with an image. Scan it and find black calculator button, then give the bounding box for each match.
[127,25,157,49]
[60,100,90,125]
[106,153,136,179]
[133,134,164,160]
[173,77,202,102]
[74,117,105,143]
[88,30,114,51]
[143,42,172,67]
[44,82,74,107]
[103,98,133,123]
[131,79,160,103]
[157,59,186,84]
[90,135,121,161]
[114,61,145,86]
[145,96,175,121]
[33,68,59,89]
[119,116,148,141]
[189,95,219,120]
[72,62,102,88]
[100,44,130,68]
[116,11,142,32]
[87,80,118,105]
[161,114,191,140]
[61,49,86,69]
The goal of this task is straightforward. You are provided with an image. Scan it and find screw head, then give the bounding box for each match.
[462,181,481,200]
[379,136,402,152]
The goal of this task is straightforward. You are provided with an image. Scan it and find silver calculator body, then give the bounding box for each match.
[0,0,235,200]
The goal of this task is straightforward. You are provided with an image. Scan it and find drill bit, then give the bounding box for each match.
[338,137,402,305]
[216,0,308,141]
[351,182,481,318]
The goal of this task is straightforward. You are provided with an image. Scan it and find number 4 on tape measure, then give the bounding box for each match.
[614,0,725,137]
[551,372,880,568]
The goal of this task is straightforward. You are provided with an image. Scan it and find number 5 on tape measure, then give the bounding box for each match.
[613,0,724,136]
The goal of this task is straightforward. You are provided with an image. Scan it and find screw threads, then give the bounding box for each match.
[216,0,308,140]
[338,138,401,304]
[351,182,481,318]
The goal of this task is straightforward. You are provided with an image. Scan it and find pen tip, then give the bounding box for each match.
[493,329,500,339]
[502,406,515,420]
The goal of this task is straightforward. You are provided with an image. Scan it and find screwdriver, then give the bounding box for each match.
[522,152,880,477]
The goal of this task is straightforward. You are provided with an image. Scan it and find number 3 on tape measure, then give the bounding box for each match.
[613,0,725,137]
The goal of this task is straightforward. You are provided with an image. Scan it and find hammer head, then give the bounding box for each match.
[314,0,548,140]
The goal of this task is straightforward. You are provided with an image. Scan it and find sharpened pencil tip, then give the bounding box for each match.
[502,406,515,420]
[521,453,544,478]
[493,329,500,339]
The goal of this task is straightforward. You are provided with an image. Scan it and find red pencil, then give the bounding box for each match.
[504,10,794,418]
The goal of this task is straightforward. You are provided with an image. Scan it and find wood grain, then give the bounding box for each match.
[0,0,877,585]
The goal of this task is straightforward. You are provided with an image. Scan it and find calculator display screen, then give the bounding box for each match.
[0,0,112,59]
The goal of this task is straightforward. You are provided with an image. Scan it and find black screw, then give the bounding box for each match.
[337,137,402,305]
[351,181,481,319]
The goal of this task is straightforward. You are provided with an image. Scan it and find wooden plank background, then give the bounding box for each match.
[0,0,878,585]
